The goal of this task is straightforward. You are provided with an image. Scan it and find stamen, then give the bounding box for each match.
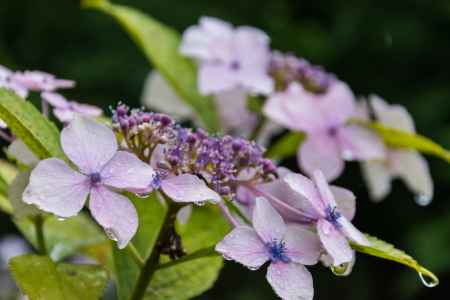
[266,240,291,263]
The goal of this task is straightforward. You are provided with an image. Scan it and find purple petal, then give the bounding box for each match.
[317,219,353,265]
[253,197,286,243]
[53,108,76,123]
[337,217,370,246]
[101,151,157,191]
[89,186,138,249]
[161,174,221,204]
[198,63,237,94]
[61,117,117,174]
[370,95,415,132]
[284,224,321,265]
[23,158,89,217]
[299,134,344,182]
[7,139,38,166]
[215,226,268,269]
[41,92,69,109]
[337,125,385,161]
[266,262,314,300]
[330,186,356,221]
[318,81,356,127]
[72,102,103,118]
[312,170,337,209]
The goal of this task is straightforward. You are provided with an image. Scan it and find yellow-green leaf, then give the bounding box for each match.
[266,132,305,160]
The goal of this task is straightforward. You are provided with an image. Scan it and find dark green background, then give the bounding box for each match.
[1,0,449,299]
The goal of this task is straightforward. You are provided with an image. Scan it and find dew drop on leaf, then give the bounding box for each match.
[418,271,439,288]
[415,194,432,206]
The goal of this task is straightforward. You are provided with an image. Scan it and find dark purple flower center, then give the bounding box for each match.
[325,206,342,228]
[151,172,162,189]
[89,172,102,185]
[230,60,241,71]
[266,240,290,263]
[327,126,338,137]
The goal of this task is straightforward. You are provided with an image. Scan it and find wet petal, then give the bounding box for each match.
[61,117,117,174]
[337,125,385,161]
[360,160,392,202]
[215,226,268,270]
[337,217,370,246]
[161,174,221,203]
[370,95,415,132]
[101,151,157,191]
[317,219,353,265]
[266,262,314,300]
[23,158,89,217]
[312,170,337,209]
[330,186,356,220]
[253,197,286,243]
[390,149,433,203]
[89,186,138,249]
[299,134,344,182]
[284,224,321,265]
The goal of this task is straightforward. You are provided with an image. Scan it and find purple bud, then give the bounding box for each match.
[160,115,172,126]
[116,105,128,117]
[186,134,197,145]
[120,119,129,131]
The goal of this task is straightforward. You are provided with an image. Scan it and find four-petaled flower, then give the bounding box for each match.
[264,82,385,181]
[216,197,321,300]
[23,117,157,248]
[11,70,75,92]
[180,16,274,95]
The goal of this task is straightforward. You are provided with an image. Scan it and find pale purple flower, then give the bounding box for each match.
[0,65,28,99]
[359,96,433,204]
[264,82,385,181]
[23,117,158,248]
[180,17,273,95]
[11,70,74,92]
[216,197,321,300]
[0,236,29,270]
[41,92,103,123]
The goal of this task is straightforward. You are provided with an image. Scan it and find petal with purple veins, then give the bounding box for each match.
[317,219,353,266]
[284,224,321,266]
[161,174,221,204]
[266,262,314,300]
[252,197,286,243]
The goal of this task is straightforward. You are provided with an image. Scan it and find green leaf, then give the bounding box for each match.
[0,89,64,159]
[362,121,450,163]
[82,0,219,132]
[113,193,167,300]
[265,132,305,160]
[10,254,108,300]
[0,159,18,213]
[144,206,230,300]
[15,214,106,261]
[351,234,439,287]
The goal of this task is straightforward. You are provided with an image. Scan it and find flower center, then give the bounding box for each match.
[327,126,338,137]
[325,206,342,228]
[266,240,290,263]
[89,172,102,186]
[230,60,241,71]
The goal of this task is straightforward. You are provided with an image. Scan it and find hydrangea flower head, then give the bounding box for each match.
[23,117,158,248]
[264,81,385,181]
[216,197,321,300]
[180,16,273,95]
[42,92,103,123]
[359,96,433,204]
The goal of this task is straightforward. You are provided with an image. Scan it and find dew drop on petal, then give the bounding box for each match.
[247,265,259,271]
[57,217,66,221]
[342,150,354,161]
[194,201,206,206]
[331,262,351,276]
[135,192,152,199]
[105,227,119,242]
[418,272,439,288]
[415,194,432,206]
[222,254,233,261]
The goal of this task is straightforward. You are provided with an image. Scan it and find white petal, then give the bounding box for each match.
[360,160,392,202]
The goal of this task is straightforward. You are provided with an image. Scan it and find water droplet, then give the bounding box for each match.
[57,217,66,221]
[195,201,206,206]
[135,191,151,199]
[222,254,233,261]
[105,228,119,242]
[342,150,354,161]
[247,265,258,271]
[418,272,439,288]
[415,194,432,206]
[331,263,351,276]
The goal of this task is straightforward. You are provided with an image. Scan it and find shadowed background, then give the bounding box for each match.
[1,0,450,299]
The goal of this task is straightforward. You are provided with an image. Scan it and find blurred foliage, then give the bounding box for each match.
[1,0,450,299]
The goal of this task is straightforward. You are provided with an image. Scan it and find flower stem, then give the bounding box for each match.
[217,202,240,227]
[249,116,267,141]
[129,203,179,300]
[156,246,219,270]
[127,242,145,268]
[34,215,47,255]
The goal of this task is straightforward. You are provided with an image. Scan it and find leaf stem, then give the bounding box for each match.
[249,116,266,141]
[127,242,145,268]
[156,246,219,270]
[129,202,179,300]
[34,215,47,255]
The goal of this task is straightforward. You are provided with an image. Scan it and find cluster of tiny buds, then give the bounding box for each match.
[111,104,277,198]
[269,51,335,93]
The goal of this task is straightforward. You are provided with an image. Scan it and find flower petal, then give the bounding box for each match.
[61,117,117,174]
[89,186,138,249]
[53,108,76,123]
[101,151,157,191]
[215,226,268,270]
[161,174,221,203]
[284,224,321,265]
[317,219,353,265]
[23,158,89,217]
[7,139,38,166]
[337,217,370,246]
[198,63,237,94]
[360,160,392,201]
[337,125,385,161]
[299,135,344,182]
[253,197,286,243]
[318,81,356,126]
[330,186,356,221]
[266,262,314,300]
[370,95,415,132]
[312,170,337,209]
[41,92,69,108]
[72,102,103,118]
